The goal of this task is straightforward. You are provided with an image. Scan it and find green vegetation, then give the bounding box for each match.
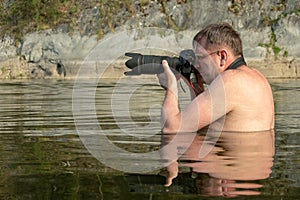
[0,0,297,58]
[96,0,138,39]
[0,0,83,40]
[228,0,246,16]
[0,0,187,41]
[258,31,285,59]
[258,6,296,59]
[228,0,294,59]
[0,0,140,40]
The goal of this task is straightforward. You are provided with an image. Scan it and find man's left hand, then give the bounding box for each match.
[157,60,178,94]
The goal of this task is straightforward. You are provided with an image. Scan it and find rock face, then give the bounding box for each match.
[0,0,299,79]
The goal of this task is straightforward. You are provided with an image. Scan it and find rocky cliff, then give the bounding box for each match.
[0,0,299,79]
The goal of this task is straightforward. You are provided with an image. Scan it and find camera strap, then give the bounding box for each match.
[226,56,246,70]
[189,72,204,95]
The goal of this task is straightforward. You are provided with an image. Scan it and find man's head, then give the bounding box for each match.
[193,22,243,57]
[192,23,243,84]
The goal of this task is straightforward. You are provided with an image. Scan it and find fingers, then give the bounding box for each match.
[165,177,173,187]
[162,60,181,80]
[162,60,172,74]
[162,60,175,81]
[157,60,171,90]
[157,73,168,90]
[164,162,179,187]
[157,60,179,94]
[162,60,169,68]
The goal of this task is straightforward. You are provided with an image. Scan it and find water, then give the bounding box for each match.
[0,78,299,199]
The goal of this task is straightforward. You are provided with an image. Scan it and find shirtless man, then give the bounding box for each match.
[159,23,274,132]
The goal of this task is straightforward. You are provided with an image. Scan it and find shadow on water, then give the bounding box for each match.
[0,79,299,199]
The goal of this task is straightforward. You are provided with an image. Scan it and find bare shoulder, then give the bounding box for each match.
[214,65,273,110]
[219,66,274,130]
[220,66,270,91]
[202,65,274,131]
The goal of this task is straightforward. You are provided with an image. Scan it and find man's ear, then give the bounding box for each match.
[219,50,228,68]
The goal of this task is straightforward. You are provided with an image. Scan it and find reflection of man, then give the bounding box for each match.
[161,130,275,197]
[159,23,274,132]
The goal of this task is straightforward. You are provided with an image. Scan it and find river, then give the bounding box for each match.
[0,78,299,199]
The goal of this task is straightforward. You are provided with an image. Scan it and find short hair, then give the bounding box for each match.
[193,23,243,56]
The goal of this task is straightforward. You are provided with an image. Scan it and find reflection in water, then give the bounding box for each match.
[0,79,299,199]
[161,130,275,197]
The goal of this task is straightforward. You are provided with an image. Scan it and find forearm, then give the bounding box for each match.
[161,88,181,133]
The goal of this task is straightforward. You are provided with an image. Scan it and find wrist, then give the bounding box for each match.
[166,87,178,98]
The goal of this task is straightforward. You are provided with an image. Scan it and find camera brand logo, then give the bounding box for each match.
[72,28,225,173]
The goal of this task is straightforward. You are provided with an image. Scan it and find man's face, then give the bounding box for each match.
[193,38,220,85]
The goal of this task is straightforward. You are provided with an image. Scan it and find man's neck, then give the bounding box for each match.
[226,56,246,70]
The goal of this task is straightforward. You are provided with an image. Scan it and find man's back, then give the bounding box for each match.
[213,65,274,131]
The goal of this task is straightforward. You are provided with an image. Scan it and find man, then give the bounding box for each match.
[159,23,274,132]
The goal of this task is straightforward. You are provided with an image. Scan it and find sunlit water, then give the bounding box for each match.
[0,78,299,199]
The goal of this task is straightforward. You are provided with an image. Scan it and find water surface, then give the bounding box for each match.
[0,79,299,199]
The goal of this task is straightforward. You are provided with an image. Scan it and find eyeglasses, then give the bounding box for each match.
[195,51,219,60]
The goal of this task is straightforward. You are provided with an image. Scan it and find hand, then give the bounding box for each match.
[157,60,178,93]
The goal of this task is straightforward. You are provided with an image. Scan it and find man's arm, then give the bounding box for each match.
[159,60,181,132]
[160,60,231,133]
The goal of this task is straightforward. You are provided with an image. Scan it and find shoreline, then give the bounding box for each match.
[0,57,299,80]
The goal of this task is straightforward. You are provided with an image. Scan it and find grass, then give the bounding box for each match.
[0,0,189,41]
[0,0,138,41]
[0,0,80,40]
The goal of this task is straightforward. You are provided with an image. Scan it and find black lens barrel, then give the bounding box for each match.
[124,50,194,75]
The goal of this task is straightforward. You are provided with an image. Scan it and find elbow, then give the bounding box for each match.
[161,118,201,133]
[161,120,181,134]
[160,108,181,133]
[162,125,176,134]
